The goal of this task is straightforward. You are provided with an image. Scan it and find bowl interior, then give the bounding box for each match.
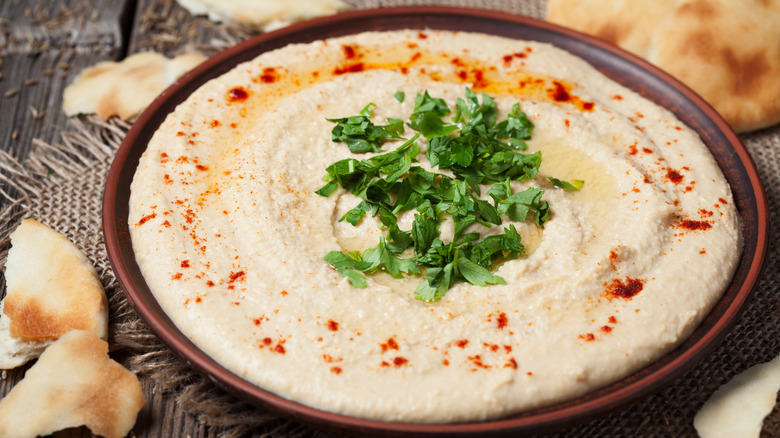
[103,7,768,436]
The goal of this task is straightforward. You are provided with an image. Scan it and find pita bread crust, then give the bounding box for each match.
[546,0,780,132]
[694,354,780,438]
[0,300,47,369]
[63,51,205,121]
[547,0,677,55]
[174,0,350,31]
[0,219,108,368]
[0,330,145,438]
[651,0,780,133]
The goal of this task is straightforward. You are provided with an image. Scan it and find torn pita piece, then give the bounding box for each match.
[0,219,107,369]
[0,330,145,438]
[63,51,205,121]
[694,354,780,438]
[175,0,350,31]
[547,0,780,132]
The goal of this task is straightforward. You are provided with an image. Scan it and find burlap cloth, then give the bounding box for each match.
[0,0,777,436]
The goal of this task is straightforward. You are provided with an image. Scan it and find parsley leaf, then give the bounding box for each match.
[408,91,457,139]
[497,187,550,226]
[327,103,405,153]
[549,177,584,190]
[455,88,497,136]
[385,224,413,254]
[340,200,375,226]
[361,237,420,278]
[469,224,524,269]
[495,103,534,150]
[411,212,438,255]
[324,251,369,288]
[414,262,455,302]
[314,181,338,197]
[456,257,506,287]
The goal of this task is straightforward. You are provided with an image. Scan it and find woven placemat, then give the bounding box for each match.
[0,1,777,437]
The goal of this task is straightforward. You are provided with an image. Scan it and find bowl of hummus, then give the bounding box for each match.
[103,7,768,436]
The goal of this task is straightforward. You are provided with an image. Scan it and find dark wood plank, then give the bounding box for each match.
[132,378,211,438]
[0,51,116,160]
[0,0,130,160]
[128,0,253,58]
[0,0,128,53]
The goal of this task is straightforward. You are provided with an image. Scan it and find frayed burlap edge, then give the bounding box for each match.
[0,117,128,269]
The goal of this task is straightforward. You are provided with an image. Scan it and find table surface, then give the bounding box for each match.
[0,1,777,437]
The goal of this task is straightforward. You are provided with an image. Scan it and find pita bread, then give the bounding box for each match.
[63,51,205,121]
[694,354,780,438]
[0,330,145,438]
[0,300,47,370]
[546,0,780,133]
[0,219,107,369]
[175,0,350,31]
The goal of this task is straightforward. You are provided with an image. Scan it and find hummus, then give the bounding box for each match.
[128,30,741,422]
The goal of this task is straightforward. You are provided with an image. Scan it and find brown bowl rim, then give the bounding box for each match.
[103,6,769,436]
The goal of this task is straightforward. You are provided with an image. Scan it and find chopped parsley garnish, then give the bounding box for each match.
[408,91,458,139]
[317,88,578,301]
[326,103,405,153]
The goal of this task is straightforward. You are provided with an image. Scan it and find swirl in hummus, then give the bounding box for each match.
[129,30,741,422]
